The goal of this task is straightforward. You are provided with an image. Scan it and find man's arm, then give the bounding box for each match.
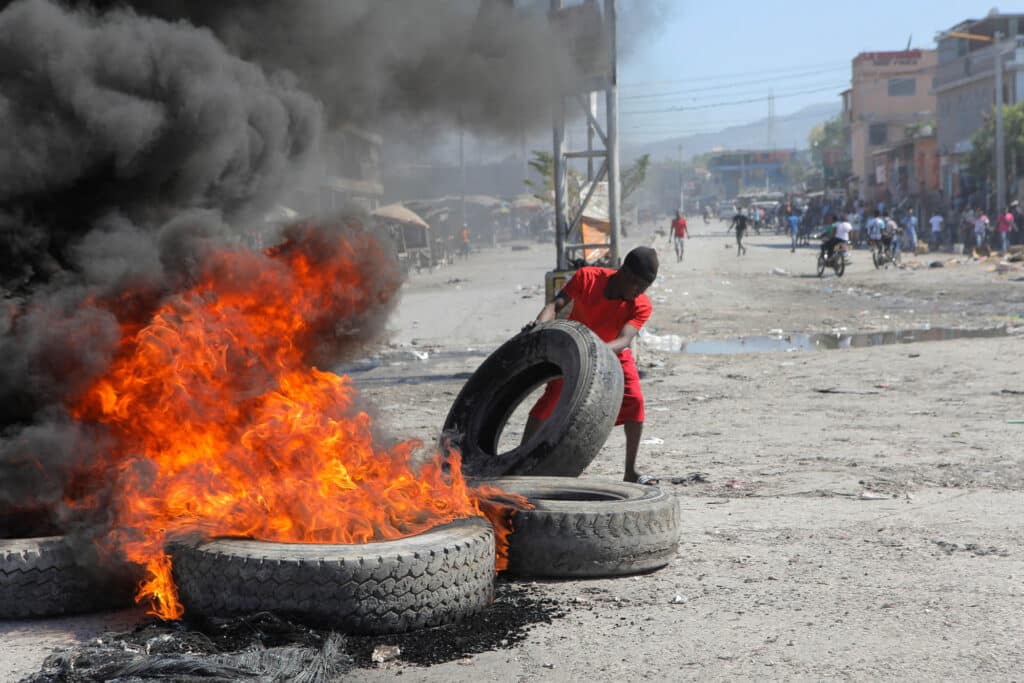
[523,293,570,331]
[607,323,640,355]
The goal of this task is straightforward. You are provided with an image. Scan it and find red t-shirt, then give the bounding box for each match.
[560,267,652,344]
[672,217,688,238]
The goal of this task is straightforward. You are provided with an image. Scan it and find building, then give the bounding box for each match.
[845,50,937,203]
[289,126,384,216]
[934,13,1024,206]
[869,124,940,209]
[706,149,796,199]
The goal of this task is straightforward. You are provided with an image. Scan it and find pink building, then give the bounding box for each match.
[845,50,937,203]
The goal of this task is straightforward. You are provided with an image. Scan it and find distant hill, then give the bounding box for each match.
[624,101,841,162]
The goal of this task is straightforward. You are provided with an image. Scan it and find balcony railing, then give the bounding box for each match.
[935,36,1024,90]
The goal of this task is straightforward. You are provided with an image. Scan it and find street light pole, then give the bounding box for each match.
[994,30,1007,213]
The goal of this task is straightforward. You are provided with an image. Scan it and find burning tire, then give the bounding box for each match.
[443,320,623,477]
[170,518,495,634]
[473,477,679,578]
[0,536,128,619]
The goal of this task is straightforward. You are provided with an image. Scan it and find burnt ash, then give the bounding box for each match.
[24,581,564,682]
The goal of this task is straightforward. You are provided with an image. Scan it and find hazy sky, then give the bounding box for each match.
[616,1,1018,144]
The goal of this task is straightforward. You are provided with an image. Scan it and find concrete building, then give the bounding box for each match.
[846,50,937,203]
[869,124,940,209]
[934,13,1024,205]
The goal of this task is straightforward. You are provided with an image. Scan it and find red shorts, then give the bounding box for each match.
[528,348,644,425]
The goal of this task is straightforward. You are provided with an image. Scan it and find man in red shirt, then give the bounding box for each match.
[522,247,660,484]
[669,211,689,262]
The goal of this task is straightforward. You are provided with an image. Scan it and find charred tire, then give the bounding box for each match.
[170,518,495,635]
[0,536,128,619]
[443,320,623,477]
[474,477,680,578]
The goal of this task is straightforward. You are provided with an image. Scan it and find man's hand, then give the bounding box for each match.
[521,320,540,333]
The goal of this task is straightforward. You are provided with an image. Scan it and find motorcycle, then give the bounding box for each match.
[817,241,849,277]
[871,237,900,269]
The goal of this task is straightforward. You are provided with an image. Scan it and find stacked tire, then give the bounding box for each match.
[0,533,129,619]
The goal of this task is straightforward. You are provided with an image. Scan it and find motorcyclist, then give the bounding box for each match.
[866,210,884,254]
[819,213,852,262]
[880,210,897,259]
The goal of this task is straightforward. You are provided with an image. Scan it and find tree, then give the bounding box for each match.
[523,151,650,210]
[621,154,650,205]
[966,102,1024,200]
[808,115,849,190]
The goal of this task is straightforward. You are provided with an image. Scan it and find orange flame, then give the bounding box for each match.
[69,222,523,620]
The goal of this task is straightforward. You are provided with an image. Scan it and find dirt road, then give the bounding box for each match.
[4,219,1023,681]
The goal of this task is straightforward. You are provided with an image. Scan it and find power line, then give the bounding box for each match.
[621,79,843,111]
[622,83,847,115]
[621,65,848,100]
[620,59,851,90]
[621,108,838,134]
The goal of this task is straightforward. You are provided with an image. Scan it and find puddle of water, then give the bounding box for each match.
[680,326,1008,355]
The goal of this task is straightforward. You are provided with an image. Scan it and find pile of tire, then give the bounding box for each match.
[1,513,130,619]
[442,321,680,578]
[4,321,680,635]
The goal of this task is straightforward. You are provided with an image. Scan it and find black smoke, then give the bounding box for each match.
[68,0,580,135]
[0,0,319,527]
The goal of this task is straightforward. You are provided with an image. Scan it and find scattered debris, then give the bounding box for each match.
[933,540,1010,557]
[859,491,889,500]
[670,594,688,605]
[372,644,401,663]
[23,584,565,679]
[670,472,710,486]
[771,268,788,276]
[724,479,747,490]
[814,387,881,395]
[640,437,665,445]
[928,261,945,268]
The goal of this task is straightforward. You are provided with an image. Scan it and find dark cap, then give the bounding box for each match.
[621,246,659,285]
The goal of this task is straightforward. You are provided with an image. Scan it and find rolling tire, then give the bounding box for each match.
[0,536,129,619]
[474,477,680,578]
[170,518,495,634]
[835,257,846,277]
[816,255,826,277]
[442,320,623,478]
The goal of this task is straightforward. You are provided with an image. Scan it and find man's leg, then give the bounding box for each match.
[521,379,561,445]
[521,415,544,444]
[622,421,643,482]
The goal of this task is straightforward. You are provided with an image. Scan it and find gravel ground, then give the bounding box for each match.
[3,218,1023,682]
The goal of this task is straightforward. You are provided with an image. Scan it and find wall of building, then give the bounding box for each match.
[848,50,937,200]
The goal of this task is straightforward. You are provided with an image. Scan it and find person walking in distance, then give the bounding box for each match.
[903,208,918,253]
[997,207,1017,254]
[973,209,990,253]
[929,211,944,252]
[727,209,749,256]
[669,210,689,262]
[460,224,471,259]
[521,247,660,485]
[787,209,801,252]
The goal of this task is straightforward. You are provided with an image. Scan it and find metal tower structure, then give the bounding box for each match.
[549,0,620,272]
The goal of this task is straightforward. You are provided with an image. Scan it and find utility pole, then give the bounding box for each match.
[678,143,684,211]
[947,28,1009,212]
[994,30,1007,213]
[459,127,467,230]
[605,0,621,265]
